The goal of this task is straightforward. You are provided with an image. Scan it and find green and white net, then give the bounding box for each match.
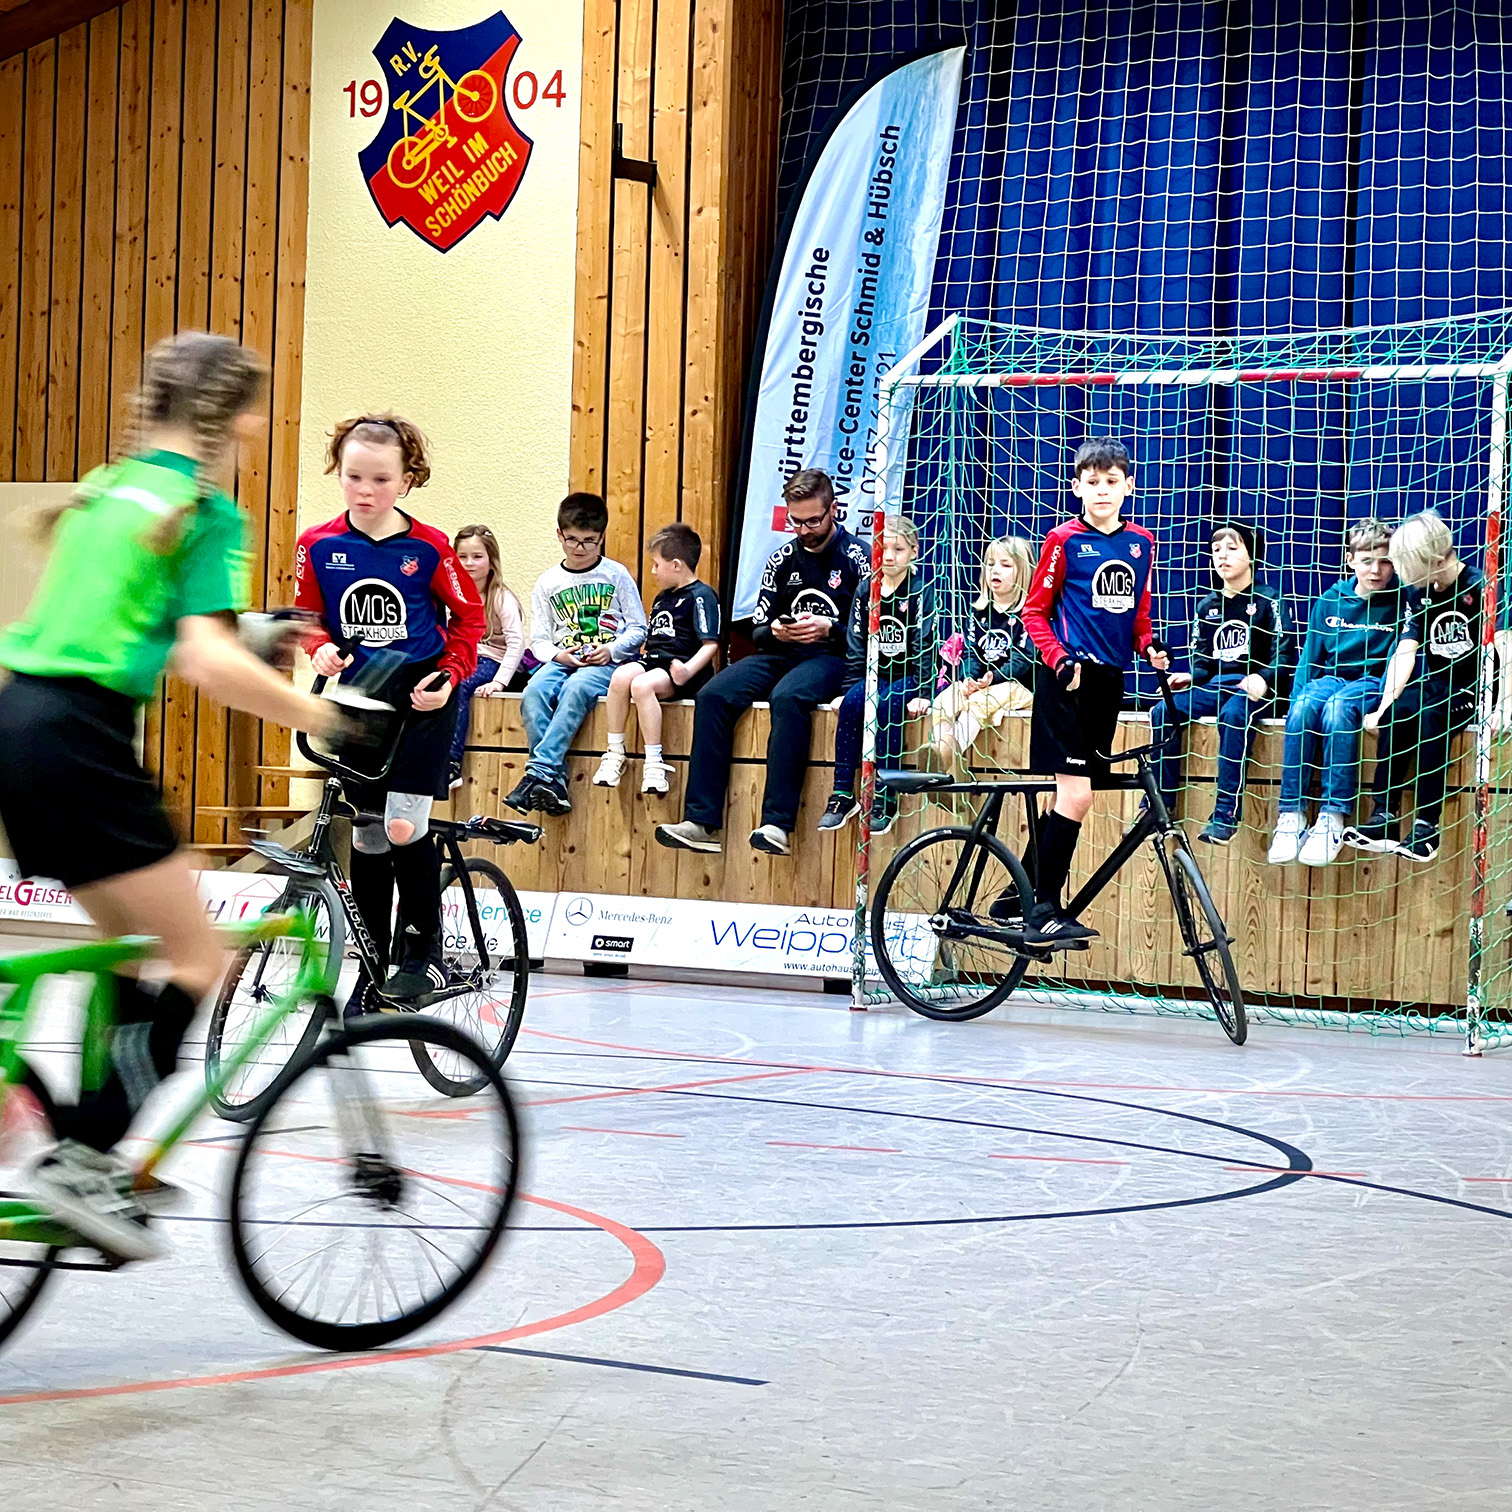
[851,311,1512,1045]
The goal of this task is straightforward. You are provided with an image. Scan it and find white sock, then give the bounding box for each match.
[607,733,626,755]
[645,743,663,765]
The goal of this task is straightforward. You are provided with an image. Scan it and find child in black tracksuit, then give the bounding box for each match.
[819,515,937,836]
[1349,509,1482,864]
[1150,521,1294,844]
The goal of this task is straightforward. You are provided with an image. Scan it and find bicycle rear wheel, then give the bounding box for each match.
[205,877,345,1122]
[227,1015,519,1350]
[871,826,1034,1021]
[1168,840,1247,1046]
[0,1079,59,1349]
[411,858,529,1096]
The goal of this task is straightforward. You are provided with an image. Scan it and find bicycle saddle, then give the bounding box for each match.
[877,769,957,794]
[247,838,325,880]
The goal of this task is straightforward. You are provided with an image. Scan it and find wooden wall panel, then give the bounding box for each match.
[5,0,314,855]
[571,0,782,589]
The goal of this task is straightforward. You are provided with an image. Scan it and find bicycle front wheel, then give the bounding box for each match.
[1167,840,1247,1046]
[412,858,530,1096]
[228,1016,520,1351]
[206,877,345,1122]
[871,827,1033,1021]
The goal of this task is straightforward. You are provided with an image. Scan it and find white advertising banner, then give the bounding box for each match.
[442,888,554,958]
[732,46,965,619]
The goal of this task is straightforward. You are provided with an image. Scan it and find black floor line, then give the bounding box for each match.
[472,1343,766,1386]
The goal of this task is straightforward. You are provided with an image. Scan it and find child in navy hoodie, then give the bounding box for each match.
[1268,518,1400,867]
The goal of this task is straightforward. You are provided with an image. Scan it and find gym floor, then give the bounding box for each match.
[5,972,1512,1510]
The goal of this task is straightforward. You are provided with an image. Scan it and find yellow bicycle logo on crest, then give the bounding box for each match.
[387,45,498,189]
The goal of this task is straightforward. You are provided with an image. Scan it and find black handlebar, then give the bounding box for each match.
[1096,663,1184,766]
[296,673,404,785]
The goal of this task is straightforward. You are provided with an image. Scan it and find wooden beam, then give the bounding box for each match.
[0,0,125,62]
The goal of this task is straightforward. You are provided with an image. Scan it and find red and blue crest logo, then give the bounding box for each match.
[401,554,420,576]
[359,12,533,252]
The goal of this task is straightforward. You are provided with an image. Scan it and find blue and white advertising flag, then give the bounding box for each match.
[732,46,965,620]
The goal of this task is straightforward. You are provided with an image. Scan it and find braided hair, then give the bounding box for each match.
[30,331,267,550]
[325,413,432,488]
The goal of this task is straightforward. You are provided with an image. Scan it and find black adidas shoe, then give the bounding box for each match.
[1395,820,1440,863]
[1021,911,1099,948]
[503,776,543,815]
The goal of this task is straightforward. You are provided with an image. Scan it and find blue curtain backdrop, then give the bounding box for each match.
[772,1,1511,672]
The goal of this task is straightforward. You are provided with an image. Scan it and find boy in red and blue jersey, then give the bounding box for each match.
[1020,438,1168,947]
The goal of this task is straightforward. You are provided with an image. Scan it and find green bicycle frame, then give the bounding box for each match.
[0,906,333,1249]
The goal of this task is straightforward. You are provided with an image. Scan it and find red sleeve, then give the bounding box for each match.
[420,525,486,685]
[1133,527,1155,655]
[293,519,338,654]
[1021,527,1070,671]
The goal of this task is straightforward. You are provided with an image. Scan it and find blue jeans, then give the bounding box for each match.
[449,656,501,765]
[1279,675,1383,815]
[832,679,910,797]
[522,660,614,781]
[1150,677,1268,824]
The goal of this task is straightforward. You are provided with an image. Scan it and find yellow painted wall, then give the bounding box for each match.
[299,0,584,605]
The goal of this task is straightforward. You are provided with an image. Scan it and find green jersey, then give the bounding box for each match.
[0,451,251,703]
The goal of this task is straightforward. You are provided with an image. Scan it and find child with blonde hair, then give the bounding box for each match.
[929,536,1035,765]
[448,524,526,787]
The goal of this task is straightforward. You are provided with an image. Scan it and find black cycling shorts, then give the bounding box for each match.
[1029,661,1126,789]
[0,674,179,888]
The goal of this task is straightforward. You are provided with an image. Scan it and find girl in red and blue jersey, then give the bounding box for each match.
[295,414,485,1004]
[1019,438,1168,947]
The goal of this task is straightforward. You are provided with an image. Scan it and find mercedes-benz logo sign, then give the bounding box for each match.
[564,897,593,927]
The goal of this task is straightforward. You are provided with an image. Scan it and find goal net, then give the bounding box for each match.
[849,310,1512,1046]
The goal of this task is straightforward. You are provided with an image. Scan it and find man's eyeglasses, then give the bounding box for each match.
[786,504,832,532]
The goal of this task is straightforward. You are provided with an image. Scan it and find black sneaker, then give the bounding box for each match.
[1395,820,1440,863]
[383,929,447,1002]
[1021,911,1099,948]
[868,801,898,837]
[816,793,859,833]
[448,759,465,791]
[1199,816,1238,846]
[537,775,573,816]
[503,775,542,814]
[1343,809,1398,853]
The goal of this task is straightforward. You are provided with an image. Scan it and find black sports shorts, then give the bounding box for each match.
[0,673,179,888]
[1029,661,1126,789]
[642,653,713,700]
[336,654,456,804]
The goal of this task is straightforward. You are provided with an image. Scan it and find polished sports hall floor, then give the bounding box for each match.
[5,970,1512,1511]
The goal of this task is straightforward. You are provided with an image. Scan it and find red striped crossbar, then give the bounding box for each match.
[899,362,1510,389]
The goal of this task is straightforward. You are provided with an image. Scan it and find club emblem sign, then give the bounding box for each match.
[359,12,533,252]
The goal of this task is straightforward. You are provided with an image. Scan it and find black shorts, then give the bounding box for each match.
[346,701,455,807]
[1029,661,1126,789]
[642,654,712,700]
[0,674,179,888]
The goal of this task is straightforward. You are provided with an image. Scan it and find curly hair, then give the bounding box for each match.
[31,331,267,550]
[325,412,432,489]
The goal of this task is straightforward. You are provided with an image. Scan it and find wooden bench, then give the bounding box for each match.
[440,692,1478,1010]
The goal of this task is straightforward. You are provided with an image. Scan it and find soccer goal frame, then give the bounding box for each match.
[848,311,1512,1053]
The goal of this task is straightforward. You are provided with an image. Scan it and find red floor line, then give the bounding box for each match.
[523,1067,810,1110]
[563,1127,685,1139]
[0,1193,666,1409]
[989,1153,1130,1166]
[522,1025,1508,1106]
[766,1141,900,1154]
[1458,1175,1512,1183]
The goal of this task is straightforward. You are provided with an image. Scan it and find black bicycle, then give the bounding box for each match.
[205,705,542,1119]
[868,680,1246,1045]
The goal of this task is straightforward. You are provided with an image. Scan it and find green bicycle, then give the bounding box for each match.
[0,887,521,1354]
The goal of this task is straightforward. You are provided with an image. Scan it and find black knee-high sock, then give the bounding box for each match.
[64,978,198,1152]
[349,847,396,966]
[1035,812,1083,916]
[390,837,442,961]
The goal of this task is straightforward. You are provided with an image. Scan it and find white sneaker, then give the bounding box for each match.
[749,824,791,856]
[1299,811,1345,867]
[1268,811,1308,865]
[27,1140,164,1263]
[655,820,722,853]
[593,751,626,787]
[640,758,673,795]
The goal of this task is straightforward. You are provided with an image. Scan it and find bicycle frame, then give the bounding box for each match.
[0,908,329,1249]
